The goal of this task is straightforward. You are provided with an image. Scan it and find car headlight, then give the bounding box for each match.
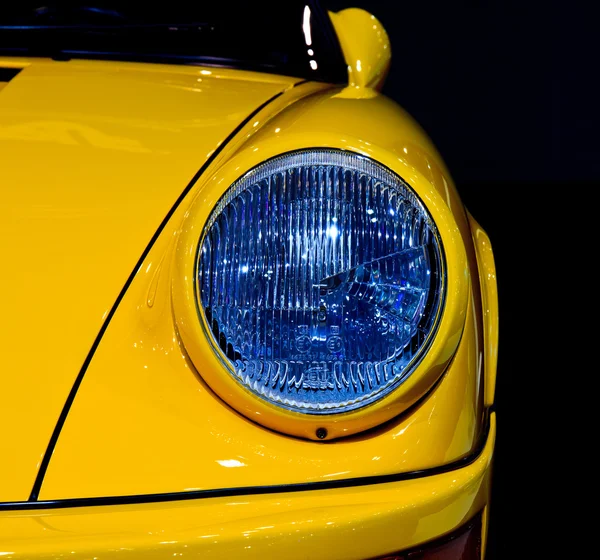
[196,149,445,418]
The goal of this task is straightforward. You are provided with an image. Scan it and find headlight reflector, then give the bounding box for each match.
[198,150,444,415]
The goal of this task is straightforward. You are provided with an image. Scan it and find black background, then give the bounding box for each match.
[323,1,595,557]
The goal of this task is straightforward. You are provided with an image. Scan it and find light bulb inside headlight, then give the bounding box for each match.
[197,149,444,415]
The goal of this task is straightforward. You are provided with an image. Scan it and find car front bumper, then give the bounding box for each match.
[0,413,495,559]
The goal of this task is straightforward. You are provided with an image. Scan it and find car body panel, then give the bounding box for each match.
[38,87,486,500]
[0,57,299,502]
[468,213,499,406]
[0,414,494,560]
[0,6,498,556]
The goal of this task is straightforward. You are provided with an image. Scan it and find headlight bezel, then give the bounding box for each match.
[173,145,469,441]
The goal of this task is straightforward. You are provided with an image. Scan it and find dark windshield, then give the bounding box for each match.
[0,1,347,83]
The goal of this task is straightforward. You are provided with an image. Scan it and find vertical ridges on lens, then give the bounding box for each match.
[198,150,443,414]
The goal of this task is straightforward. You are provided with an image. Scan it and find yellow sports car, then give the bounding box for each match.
[0,1,498,558]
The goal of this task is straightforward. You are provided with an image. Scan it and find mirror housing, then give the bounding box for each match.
[329,8,391,93]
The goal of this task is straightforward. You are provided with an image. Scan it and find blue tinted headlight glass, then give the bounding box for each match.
[197,150,444,414]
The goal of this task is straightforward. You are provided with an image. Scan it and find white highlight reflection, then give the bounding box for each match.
[217,459,246,468]
[303,5,312,46]
[326,224,339,238]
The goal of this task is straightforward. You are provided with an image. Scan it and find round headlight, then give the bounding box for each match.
[197,149,444,416]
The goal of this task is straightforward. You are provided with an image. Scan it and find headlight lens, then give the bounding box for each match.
[197,150,444,415]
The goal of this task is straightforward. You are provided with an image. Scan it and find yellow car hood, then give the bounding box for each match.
[0,58,296,502]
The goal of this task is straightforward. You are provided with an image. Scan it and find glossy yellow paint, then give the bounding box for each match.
[0,56,299,502]
[1,8,497,558]
[40,86,486,500]
[469,213,499,405]
[329,8,391,93]
[0,415,494,560]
